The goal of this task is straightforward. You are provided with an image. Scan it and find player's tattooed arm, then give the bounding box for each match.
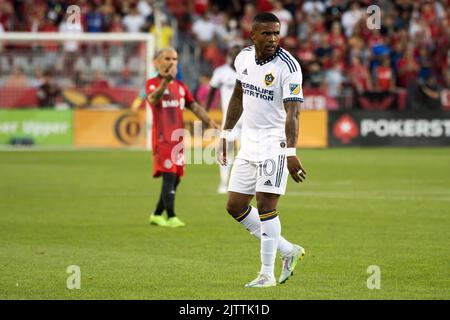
[223,81,243,130]
[147,79,170,105]
[284,100,301,148]
[284,100,307,183]
[148,64,176,105]
[187,102,218,128]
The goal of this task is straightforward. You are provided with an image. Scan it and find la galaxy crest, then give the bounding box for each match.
[264,73,275,86]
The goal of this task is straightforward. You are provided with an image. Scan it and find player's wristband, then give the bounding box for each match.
[220,130,231,140]
[286,148,296,157]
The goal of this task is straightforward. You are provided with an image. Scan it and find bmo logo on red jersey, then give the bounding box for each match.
[162,98,186,109]
[162,100,180,108]
[161,86,186,109]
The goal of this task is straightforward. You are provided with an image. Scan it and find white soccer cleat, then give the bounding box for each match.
[279,245,305,284]
[245,272,276,288]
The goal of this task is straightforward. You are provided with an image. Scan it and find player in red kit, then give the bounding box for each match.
[146,47,218,228]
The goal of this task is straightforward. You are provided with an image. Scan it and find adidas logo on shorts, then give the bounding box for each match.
[264,180,273,186]
[242,68,248,75]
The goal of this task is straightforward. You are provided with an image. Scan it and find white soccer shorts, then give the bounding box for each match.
[228,154,289,195]
[224,119,242,142]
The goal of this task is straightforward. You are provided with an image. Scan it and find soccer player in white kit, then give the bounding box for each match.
[218,13,307,287]
[206,46,243,194]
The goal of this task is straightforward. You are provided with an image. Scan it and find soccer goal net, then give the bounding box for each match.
[0,31,155,148]
[0,32,154,109]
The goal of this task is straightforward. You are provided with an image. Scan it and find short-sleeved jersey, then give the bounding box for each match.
[209,63,236,112]
[145,76,195,147]
[234,45,304,161]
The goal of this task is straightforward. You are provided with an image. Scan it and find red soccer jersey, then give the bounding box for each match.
[145,76,194,147]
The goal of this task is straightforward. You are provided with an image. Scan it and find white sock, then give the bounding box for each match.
[219,164,229,186]
[260,214,280,276]
[238,206,293,256]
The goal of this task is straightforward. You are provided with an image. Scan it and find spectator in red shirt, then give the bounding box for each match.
[358,55,397,110]
[40,17,58,37]
[256,0,273,12]
[397,46,419,88]
[240,3,256,39]
[91,70,110,89]
[146,47,217,228]
[328,21,346,52]
[420,1,437,24]
[108,14,125,51]
[203,39,226,68]
[434,18,450,85]
[374,56,395,92]
[192,0,209,16]
[443,52,450,88]
[40,18,59,67]
[348,56,372,94]
[296,37,315,63]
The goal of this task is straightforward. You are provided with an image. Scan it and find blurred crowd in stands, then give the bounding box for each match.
[182,0,450,111]
[0,0,449,110]
[0,0,157,34]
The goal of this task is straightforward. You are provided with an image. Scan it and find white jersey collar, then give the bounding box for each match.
[255,46,282,66]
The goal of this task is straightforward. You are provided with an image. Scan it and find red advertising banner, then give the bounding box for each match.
[301,88,339,110]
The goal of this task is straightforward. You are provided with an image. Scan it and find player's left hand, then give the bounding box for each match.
[217,138,227,166]
[287,156,307,183]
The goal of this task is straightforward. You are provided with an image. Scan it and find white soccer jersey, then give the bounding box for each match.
[209,63,236,113]
[234,45,303,161]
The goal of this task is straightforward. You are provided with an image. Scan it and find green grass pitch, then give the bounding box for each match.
[0,148,449,299]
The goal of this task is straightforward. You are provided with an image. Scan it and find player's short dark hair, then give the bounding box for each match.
[252,12,280,26]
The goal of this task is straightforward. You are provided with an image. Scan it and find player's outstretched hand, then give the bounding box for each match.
[287,156,307,183]
[217,138,227,166]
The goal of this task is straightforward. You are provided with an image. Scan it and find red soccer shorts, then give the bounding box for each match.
[152,143,184,178]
